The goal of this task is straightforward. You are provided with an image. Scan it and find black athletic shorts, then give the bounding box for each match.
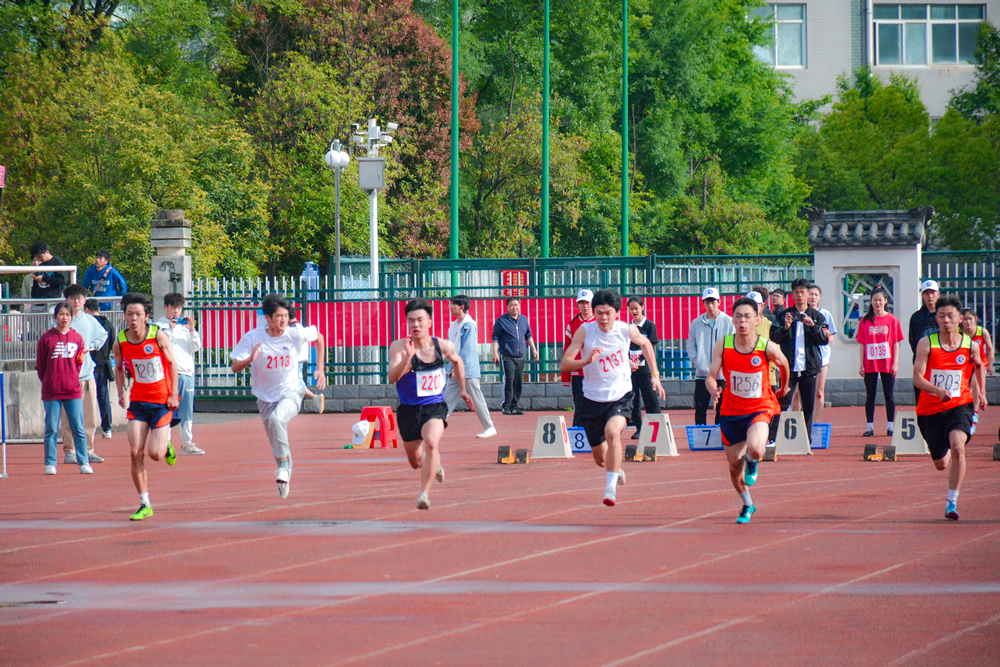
[397,402,448,442]
[127,401,178,429]
[718,412,776,447]
[917,402,973,461]
[577,392,633,448]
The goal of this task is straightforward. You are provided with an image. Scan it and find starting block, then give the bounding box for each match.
[623,444,640,461]
[567,426,592,454]
[992,443,1000,461]
[864,444,896,462]
[531,415,573,459]
[643,446,658,462]
[774,411,811,455]
[762,444,777,462]
[638,413,678,457]
[497,446,530,464]
[890,412,929,455]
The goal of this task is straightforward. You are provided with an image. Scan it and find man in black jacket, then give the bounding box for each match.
[770,278,830,444]
[30,241,69,311]
[85,299,116,439]
[908,280,940,404]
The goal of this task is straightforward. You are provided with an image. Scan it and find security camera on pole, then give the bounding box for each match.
[351,119,398,294]
[323,140,351,291]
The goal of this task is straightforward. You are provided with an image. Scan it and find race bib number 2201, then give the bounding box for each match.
[416,368,445,397]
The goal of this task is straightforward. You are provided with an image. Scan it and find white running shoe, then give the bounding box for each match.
[476,427,498,439]
[181,443,205,455]
[436,465,445,483]
[617,470,626,486]
[416,493,430,510]
[276,467,290,499]
[603,488,616,507]
[79,464,94,474]
[44,465,57,475]
[102,429,113,439]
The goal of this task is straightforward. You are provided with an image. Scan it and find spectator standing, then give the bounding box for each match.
[60,285,108,464]
[85,299,116,439]
[491,297,539,415]
[36,302,92,475]
[81,250,128,311]
[770,278,830,444]
[445,295,496,438]
[856,287,903,437]
[909,280,940,404]
[627,296,662,439]
[155,293,204,455]
[807,284,837,424]
[753,285,776,325]
[562,289,595,425]
[30,242,69,311]
[769,288,786,315]
[687,287,734,425]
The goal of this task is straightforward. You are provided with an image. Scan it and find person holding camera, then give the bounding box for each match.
[769,278,830,445]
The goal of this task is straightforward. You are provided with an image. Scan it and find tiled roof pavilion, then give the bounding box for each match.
[807,208,933,248]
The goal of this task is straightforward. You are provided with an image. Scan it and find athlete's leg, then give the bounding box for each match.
[417,419,445,496]
[745,420,769,462]
[402,439,424,470]
[258,389,303,466]
[813,365,828,423]
[128,420,151,494]
[591,442,607,468]
[725,441,749,494]
[603,415,628,475]
[146,425,170,461]
[947,429,967,492]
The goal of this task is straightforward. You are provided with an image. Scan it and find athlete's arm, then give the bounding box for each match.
[113,340,127,408]
[310,332,327,391]
[560,326,596,373]
[859,340,866,378]
[629,323,665,400]
[891,341,900,377]
[157,330,180,410]
[704,338,725,401]
[230,341,261,374]
[386,339,413,384]
[766,341,791,398]
[971,341,988,411]
[983,328,995,375]
[912,337,948,400]
[441,339,475,410]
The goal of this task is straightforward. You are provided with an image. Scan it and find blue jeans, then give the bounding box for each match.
[44,399,88,467]
[94,369,112,432]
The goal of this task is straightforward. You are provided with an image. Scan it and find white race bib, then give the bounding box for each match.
[867,342,890,360]
[597,350,626,374]
[416,367,446,397]
[629,349,644,366]
[131,357,164,384]
[729,370,763,399]
[930,369,963,398]
[263,353,293,374]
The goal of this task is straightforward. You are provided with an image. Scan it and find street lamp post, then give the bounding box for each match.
[324,140,351,291]
[352,118,398,292]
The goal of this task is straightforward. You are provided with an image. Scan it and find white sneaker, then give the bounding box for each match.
[617,470,626,486]
[436,465,445,483]
[88,452,104,463]
[79,464,94,474]
[416,493,430,510]
[63,452,77,465]
[102,429,113,439]
[312,393,325,414]
[181,443,205,455]
[476,427,498,439]
[275,467,290,499]
[44,465,57,475]
[602,488,616,506]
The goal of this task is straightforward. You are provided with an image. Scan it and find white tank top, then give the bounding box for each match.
[581,320,633,402]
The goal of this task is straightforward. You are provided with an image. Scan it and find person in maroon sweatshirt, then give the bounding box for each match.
[37,302,91,475]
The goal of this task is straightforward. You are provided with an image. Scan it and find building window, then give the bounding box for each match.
[752,4,806,67]
[873,4,985,66]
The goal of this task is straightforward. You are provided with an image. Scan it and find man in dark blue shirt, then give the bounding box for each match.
[491,297,539,415]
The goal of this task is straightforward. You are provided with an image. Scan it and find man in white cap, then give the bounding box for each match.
[687,287,734,425]
[563,288,595,425]
[909,280,940,403]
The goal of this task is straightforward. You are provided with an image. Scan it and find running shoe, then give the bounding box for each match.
[165,442,177,466]
[511,408,525,416]
[44,465,57,475]
[416,493,430,510]
[102,429,114,439]
[617,470,626,486]
[476,427,498,439]
[945,501,960,521]
[313,393,325,414]
[630,431,641,440]
[886,430,894,437]
[79,464,94,474]
[603,488,616,506]
[276,467,290,499]
[63,452,77,465]
[744,457,759,487]
[436,465,445,483]
[88,452,104,463]
[181,443,205,455]
[736,505,756,524]
[130,505,153,521]
[862,428,874,438]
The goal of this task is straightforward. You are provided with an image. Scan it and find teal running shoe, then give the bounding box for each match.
[945,501,960,521]
[736,505,756,524]
[744,458,759,487]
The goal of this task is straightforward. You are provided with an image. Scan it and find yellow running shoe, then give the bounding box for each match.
[129,505,153,521]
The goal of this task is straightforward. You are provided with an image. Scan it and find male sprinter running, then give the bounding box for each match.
[387,299,473,510]
[913,294,987,520]
[706,296,790,524]
[561,289,664,506]
[113,292,180,521]
[231,294,326,499]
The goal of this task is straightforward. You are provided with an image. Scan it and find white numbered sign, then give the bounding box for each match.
[567,426,592,453]
[687,425,723,451]
[531,415,573,459]
[639,414,679,457]
[890,412,930,455]
[416,367,446,397]
[774,411,811,454]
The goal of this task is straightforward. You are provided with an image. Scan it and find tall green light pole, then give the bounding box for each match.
[450,0,460,289]
[541,0,550,258]
[621,0,629,258]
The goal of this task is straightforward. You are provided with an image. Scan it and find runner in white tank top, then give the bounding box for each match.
[562,289,665,506]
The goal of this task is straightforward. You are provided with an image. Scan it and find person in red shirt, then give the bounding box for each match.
[706,297,789,525]
[913,294,988,521]
[961,308,994,435]
[37,302,92,475]
[562,289,595,426]
[856,287,904,437]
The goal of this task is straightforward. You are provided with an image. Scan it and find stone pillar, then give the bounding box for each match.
[150,209,192,322]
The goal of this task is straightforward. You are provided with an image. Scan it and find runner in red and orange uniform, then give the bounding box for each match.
[960,308,994,435]
[113,292,179,521]
[914,294,987,521]
[706,297,790,524]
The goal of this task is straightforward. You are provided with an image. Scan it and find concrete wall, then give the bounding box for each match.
[3,372,128,439]
[195,377,1000,414]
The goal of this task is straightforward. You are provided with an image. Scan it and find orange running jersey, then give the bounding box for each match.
[971,325,986,353]
[119,324,172,404]
[916,333,974,416]
[721,335,780,417]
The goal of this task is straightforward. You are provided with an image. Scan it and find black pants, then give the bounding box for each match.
[501,355,525,410]
[93,369,113,432]
[864,372,896,424]
[631,372,662,432]
[694,378,723,425]
[571,375,584,427]
[773,371,817,443]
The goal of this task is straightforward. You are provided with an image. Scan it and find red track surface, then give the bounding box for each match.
[1,406,998,666]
